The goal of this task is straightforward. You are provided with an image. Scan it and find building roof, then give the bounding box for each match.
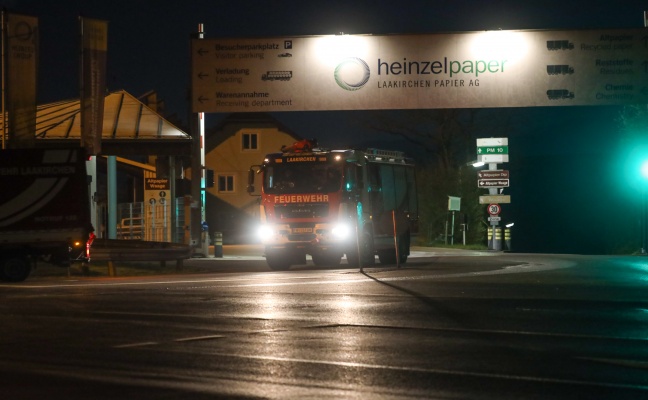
[1,90,192,156]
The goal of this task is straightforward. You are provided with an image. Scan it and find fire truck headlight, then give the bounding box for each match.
[331,223,351,240]
[257,225,275,241]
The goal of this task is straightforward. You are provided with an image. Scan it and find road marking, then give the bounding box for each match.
[167,350,648,391]
[113,341,159,348]
[0,258,573,290]
[222,261,574,288]
[579,357,648,370]
[174,334,227,342]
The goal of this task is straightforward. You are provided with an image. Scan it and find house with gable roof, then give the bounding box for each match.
[203,113,301,243]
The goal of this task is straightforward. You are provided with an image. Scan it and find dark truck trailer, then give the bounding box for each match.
[0,148,93,282]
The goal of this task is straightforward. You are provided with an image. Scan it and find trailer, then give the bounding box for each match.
[0,148,93,281]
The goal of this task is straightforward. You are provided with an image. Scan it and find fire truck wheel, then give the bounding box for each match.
[265,253,291,271]
[311,251,341,267]
[0,255,32,282]
[379,249,408,265]
[378,233,409,265]
[377,249,396,265]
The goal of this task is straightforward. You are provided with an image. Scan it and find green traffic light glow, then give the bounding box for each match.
[642,160,648,179]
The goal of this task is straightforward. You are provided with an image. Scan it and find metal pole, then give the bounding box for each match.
[356,210,362,273]
[392,209,400,268]
[79,16,84,151]
[462,223,466,246]
[641,187,648,254]
[444,219,448,245]
[107,156,117,239]
[1,10,5,150]
[450,211,455,245]
[169,156,176,242]
[189,24,205,254]
[642,11,647,253]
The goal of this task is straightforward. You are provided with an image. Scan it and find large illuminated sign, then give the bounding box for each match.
[191,29,648,113]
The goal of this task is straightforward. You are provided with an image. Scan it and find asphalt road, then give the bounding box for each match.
[1,247,648,399]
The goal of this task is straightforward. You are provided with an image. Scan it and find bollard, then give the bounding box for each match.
[487,227,493,250]
[214,232,223,258]
[504,228,512,252]
[494,227,502,251]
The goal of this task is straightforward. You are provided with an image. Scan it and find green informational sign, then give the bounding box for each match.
[477,146,508,155]
[448,196,461,211]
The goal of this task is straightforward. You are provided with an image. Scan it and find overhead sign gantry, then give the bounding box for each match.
[192,28,648,113]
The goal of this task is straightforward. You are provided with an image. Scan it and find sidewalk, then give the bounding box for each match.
[189,244,494,261]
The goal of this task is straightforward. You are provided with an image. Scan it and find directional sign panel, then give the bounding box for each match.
[476,138,508,147]
[480,154,509,163]
[478,145,508,154]
[478,179,510,187]
[477,138,509,163]
[479,195,511,204]
[192,29,648,113]
[478,170,509,179]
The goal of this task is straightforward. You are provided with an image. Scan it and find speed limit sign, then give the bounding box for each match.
[487,204,501,216]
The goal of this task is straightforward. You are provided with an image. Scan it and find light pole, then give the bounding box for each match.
[640,160,648,254]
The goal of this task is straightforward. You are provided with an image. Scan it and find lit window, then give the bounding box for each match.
[218,175,234,192]
[242,133,258,150]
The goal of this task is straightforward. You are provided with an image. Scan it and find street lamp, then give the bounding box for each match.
[641,160,648,179]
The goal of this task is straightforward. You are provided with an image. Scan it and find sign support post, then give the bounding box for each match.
[477,138,511,251]
[190,24,207,256]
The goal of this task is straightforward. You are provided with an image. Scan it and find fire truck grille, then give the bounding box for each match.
[277,203,329,219]
[288,234,316,241]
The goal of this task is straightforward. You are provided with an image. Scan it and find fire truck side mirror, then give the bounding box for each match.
[247,165,262,195]
[247,169,255,193]
[344,164,363,191]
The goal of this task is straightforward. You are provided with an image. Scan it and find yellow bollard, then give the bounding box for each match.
[214,232,223,258]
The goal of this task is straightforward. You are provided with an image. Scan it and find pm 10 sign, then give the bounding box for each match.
[477,137,508,163]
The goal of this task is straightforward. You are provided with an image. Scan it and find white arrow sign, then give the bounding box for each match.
[477,138,508,147]
[479,154,509,163]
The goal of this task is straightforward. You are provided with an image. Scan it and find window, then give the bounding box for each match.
[218,175,234,193]
[242,133,258,150]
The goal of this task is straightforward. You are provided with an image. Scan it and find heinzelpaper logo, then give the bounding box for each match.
[334,57,370,91]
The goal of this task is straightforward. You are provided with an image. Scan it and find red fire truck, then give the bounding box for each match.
[248,140,418,270]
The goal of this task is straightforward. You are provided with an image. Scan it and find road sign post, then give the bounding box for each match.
[476,138,511,251]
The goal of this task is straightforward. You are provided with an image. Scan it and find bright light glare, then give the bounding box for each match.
[331,223,351,240]
[256,225,274,240]
[472,161,485,167]
[258,293,281,319]
[641,160,648,179]
[313,35,370,66]
[471,31,529,65]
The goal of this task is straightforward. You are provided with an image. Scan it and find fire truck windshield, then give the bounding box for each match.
[264,162,341,195]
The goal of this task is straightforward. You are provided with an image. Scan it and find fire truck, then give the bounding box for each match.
[248,139,418,270]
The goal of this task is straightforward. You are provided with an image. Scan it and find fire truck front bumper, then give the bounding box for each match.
[257,222,353,253]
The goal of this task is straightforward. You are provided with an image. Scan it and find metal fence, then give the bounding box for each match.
[115,200,185,243]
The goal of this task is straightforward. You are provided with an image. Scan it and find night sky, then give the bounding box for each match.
[4,0,648,253]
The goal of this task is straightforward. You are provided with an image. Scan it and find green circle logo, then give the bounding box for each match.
[334,57,370,91]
